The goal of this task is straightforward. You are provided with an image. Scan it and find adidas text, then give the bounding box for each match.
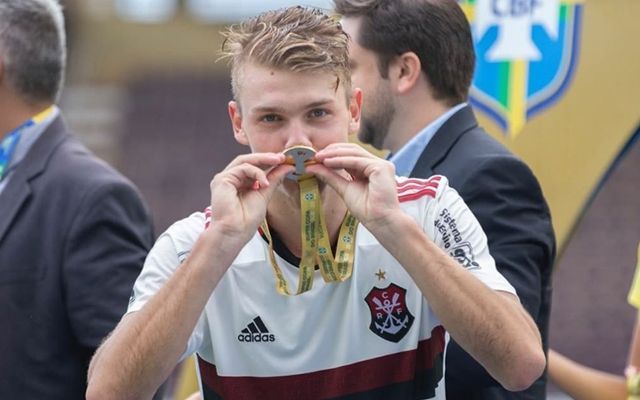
[237,333,275,342]
[238,316,275,342]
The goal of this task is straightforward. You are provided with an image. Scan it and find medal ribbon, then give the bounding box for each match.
[260,176,358,296]
[0,106,55,181]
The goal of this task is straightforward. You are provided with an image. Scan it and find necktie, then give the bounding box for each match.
[0,128,25,182]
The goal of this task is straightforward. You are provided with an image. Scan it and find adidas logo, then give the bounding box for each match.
[237,316,275,343]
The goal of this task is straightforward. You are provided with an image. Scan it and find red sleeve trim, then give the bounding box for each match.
[397,175,442,203]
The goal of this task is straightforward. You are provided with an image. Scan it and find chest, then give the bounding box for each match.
[201,235,443,377]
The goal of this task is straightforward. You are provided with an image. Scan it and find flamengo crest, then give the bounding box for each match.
[365,283,414,342]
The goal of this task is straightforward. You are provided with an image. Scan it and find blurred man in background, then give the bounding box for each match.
[335,0,556,398]
[0,0,154,398]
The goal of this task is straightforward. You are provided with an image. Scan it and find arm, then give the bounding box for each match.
[547,315,640,400]
[86,153,293,400]
[548,349,626,400]
[311,144,546,391]
[630,313,640,368]
[64,181,153,350]
[372,211,544,391]
[548,254,640,400]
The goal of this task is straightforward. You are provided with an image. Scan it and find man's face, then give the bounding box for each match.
[229,62,361,156]
[341,17,396,151]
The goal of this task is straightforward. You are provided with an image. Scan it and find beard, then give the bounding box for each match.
[357,86,395,151]
[359,119,387,150]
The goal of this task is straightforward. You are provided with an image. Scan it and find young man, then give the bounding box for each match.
[334,1,556,398]
[87,7,545,400]
[0,1,154,398]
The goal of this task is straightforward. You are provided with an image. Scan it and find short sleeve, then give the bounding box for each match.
[428,178,517,296]
[127,214,208,361]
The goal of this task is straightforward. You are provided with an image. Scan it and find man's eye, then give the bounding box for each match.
[309,109,328,118]
[261,115,280,122]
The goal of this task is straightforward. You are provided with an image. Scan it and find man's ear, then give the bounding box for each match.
[390,52,421,95]
[228,100,249,146]
[349,88,363,135]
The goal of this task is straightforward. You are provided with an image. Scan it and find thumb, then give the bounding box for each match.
[259,164,293,199]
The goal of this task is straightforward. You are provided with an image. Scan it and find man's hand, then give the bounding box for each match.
[309,143,399,229]
[209,153,293,243]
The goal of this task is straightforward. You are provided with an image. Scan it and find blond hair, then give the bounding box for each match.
[220,6,350,101]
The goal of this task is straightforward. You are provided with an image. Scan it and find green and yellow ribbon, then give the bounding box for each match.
[261,175,358,296]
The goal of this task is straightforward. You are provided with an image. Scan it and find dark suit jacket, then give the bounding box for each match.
[0,115,154,399]
[409,106,555,399]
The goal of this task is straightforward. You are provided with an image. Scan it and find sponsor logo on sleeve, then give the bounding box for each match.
[434,208,463,249]
[450,242,481,270]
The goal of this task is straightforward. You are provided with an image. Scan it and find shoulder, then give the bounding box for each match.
[40,135,146,210]
[48,136,132,188]
[165,210,206,239]
[28,134,154,239]
[450,127,515,162]
[439,130,539,191]
[453,126,536,176]
[160,211,207,261]
[394,175,464,222]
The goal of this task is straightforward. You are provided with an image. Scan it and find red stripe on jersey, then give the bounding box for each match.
[397,175,442,188]
[204,206,212,229]
[398,188,437,202]
[198,326,445,400]
[397,181,439,195]
[396,175,442,192]
[397,176,442,202]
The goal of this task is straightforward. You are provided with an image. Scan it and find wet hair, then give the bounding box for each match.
[220,6,351,101]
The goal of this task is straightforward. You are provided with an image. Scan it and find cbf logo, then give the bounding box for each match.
[364,283,414,342]
[459,0,584,137]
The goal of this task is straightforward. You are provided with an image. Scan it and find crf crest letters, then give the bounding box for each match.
[365,283,414,343]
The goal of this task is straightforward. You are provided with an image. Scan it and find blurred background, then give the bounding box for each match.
[55,0,639,398]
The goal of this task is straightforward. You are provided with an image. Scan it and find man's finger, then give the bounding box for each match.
[225,153,285,171]
[306,164,350,198]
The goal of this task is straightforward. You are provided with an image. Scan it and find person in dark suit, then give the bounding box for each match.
[335,1,556,398]
[0,1,154,398]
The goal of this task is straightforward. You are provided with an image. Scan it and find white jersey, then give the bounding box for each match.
[128,175,515,400]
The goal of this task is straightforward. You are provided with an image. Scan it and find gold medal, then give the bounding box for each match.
[261,146,358,296]
[283,145,316,181]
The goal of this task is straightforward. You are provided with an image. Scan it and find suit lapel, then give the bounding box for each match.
[410,105,479,179]
[0,116,67,244]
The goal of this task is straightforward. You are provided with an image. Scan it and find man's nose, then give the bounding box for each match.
[284,124,313,149]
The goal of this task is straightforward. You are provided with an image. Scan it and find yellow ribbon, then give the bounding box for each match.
[260,176,358,296]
